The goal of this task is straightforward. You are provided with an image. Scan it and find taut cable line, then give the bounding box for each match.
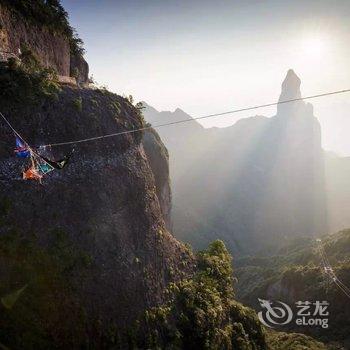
[0,111,52,168]
[41,88,350,148]
[1,88,350,149]
[316,239,350,300]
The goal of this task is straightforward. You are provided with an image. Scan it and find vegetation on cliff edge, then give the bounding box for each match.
[132,240,268,350]
[0,47,60,104]
[1,0,84,55]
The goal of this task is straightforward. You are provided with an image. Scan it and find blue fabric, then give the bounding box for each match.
[15,137,25,149]
[16,150,30,158]
[14,137,30,158]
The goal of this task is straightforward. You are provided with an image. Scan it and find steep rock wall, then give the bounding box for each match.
[0,87,194,347]
[70,52,89,85]
[0,3,89,83]
[0,3,70,76]
[142,128,172,231]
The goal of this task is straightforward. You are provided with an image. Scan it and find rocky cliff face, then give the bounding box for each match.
[142,128,172,230]
[0,3,69,75]
[0,86,194,348]
[144,70,327,254]
[70,52,89,85]
[0,2,89,83]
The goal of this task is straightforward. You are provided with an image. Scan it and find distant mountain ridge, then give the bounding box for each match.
[143,70,350,254]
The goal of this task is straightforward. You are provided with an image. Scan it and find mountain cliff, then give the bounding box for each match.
[0,55,305,350]
[144,70,329,254]
[0,60,195,347]
[143,128,172,230]
[0,0,88,84]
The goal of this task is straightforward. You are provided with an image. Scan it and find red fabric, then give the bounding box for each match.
[22,167,42,181]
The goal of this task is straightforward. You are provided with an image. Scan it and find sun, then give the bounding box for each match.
[301,35,327,58]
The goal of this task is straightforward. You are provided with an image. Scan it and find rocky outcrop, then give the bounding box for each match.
[278,69,301,107]
[0,86,194,348]
[0,3,70,75]
[142,128,172,231]
[0,3,89,83]
[144,70,327,254]
[70,52,89,85]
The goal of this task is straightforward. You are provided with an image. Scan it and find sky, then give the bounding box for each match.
[61,0,350,156]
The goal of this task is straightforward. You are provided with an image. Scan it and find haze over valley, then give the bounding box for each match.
[143,69,350,254]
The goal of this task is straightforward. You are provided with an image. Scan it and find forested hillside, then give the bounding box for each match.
[235,229,350,347]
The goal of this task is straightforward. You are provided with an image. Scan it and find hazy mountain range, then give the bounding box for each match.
[143,70,350,254]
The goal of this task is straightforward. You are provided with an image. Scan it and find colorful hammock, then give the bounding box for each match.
[14,136,72,183]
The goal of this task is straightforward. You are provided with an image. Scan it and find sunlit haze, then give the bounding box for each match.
[62,0,350,155]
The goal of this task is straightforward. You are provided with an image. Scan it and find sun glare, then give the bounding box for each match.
[301,35,327,58]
